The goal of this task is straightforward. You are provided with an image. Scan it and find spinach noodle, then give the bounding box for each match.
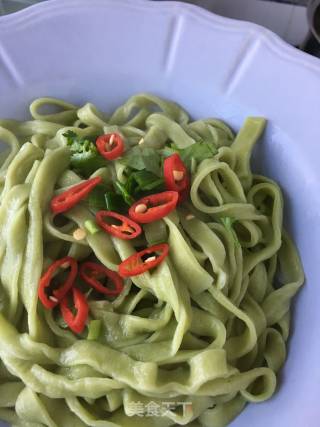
[0,94,304,427]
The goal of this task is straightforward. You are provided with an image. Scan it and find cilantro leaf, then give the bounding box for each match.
[120,146,162,176]
[114,181,135,206]
[160,140,217,170]
[178,141,217,169]
[105,192,127,212]
[125,174,137,195]
[141,147,162,176]
[119,146,145,171]
[132,170,164,192]
[64,131,105,176]
[87,185,108,210]
[88,184,128,213]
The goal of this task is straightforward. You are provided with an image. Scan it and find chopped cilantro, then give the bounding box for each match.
[64,130,105,176]
[87,185,108,210]
[104,192,127,212]
[132,170,164,192]
[114,181,135,206]
[178,141,217,169]
[120,146,162,176]
[161,140,217,170]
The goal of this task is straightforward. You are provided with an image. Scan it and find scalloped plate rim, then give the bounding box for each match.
[0,2,319,427]
[0,0,319,73]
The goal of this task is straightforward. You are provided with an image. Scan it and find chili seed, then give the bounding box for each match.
[144,256,156,263]
[111,224,134,234]
[185,214,195,220]
[125,227,135,234]
[73,228,87,241]
[135,203,148,214]
[138,138,144,145]
[173,170,184,181]
[61,262,70,269]
[49,296,58,303]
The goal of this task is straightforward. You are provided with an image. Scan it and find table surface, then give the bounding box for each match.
[273,0,307,3]
[0,0,309,14]
[0,0,310,47]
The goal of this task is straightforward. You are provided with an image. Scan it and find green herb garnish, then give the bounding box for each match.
[161,140,217,170]
[104,192,127,212]
[87,185,108,210]
[178,141,217,169]
[124,174,137,195]
[114,181,135,206]
[120,146,162,176]
[132,170,164,192]
[64,130,105,176]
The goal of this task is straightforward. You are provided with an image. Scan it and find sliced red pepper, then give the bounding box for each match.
[96,211,141,240]
[129,191,178,224]
[51,176,102,214]
[164,154,189,203]
[80,262,124,296]
[178,186,190,203]
[38,256,78,309]
[60,287,89,334]
[96,133,124,160]
[119,243,169,277]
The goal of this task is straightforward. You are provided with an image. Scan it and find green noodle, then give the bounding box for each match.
[0,94,304,426]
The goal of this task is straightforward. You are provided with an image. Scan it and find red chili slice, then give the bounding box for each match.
[51,177,102,214]
[80,262,124,296]
[118,243,169,277]
[60,288,89,334]
[178,186,190,203]
[129,191,178,224]
[38,256,78,309]
[164,153,189,195]
[96,211,141,240]
[96,133,124,160]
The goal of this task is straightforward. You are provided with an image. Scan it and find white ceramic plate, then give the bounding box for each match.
[0,1,320,426]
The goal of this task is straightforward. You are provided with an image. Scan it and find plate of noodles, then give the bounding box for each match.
[0,1,319,426]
